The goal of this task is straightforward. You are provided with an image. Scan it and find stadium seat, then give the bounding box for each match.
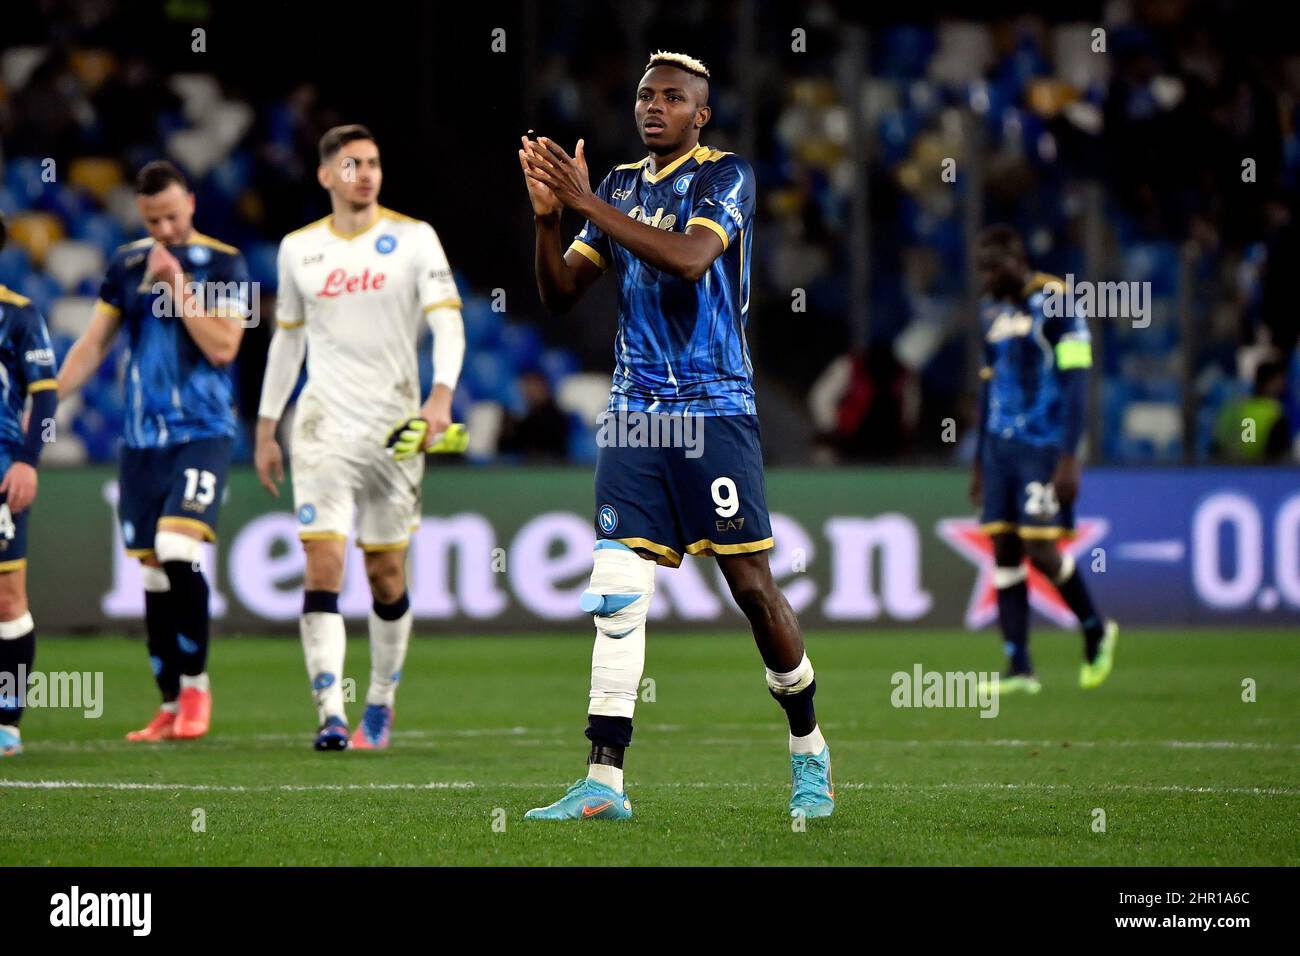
[4,211,64,266]
[18,272,63,314]
[170,73,223,123]
[71,211,127,258]
[0,45,48,91]
[0,241,31,288]
[537,347,579,388]
[465,400,504,460]
[499,322,544,371]
[1122,401,1182,458]
[49,296,98,338]
[556,372,612,427]
[68,157,126,203]
[44,239,106,291]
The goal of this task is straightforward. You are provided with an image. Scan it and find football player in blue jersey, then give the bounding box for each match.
[519,51,833,821]
[971,225,1117,695]
[0,212,60,756]
[58,162,250,741]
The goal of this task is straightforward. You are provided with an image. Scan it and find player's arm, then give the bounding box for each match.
[2,307,60,513]
[56,301,123,397]
[254,241,307,496]
[1049,315,1093,505]
[520,137,603,314]
[414,222,466,442]
[526,137,722,281]
[970,364,991,506]
[153,244,245,366]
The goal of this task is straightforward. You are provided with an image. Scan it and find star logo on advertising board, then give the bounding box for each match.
[935,517,1110,629]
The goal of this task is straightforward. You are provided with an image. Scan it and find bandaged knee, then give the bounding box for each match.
[583,540,655,719]
[766,653,815,697]
[154,531,203,566]
[993,564,1028,589]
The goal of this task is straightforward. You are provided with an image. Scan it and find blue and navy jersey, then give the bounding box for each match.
[97,234,248,449]
[0,286,58,470]
[980,272,1093,450]
[570,145,756,416]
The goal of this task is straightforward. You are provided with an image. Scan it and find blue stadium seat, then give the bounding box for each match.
[0,242,31,288]
[499,322,543,372]
[537,347,579,389]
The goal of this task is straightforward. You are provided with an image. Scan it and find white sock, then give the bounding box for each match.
[300,611,347,723]
[161,701,179,714]
[790,724,827,755]
[367,605,412,707]
[180,673,209,692]
[587,762,624,792]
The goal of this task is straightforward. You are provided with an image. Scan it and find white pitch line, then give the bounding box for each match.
[23,732,1297,754]
[2,779,1296,797]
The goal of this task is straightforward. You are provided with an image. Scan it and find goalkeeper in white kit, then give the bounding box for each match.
[255,124,467,750]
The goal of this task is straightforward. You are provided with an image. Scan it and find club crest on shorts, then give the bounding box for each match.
[597,504,619,534]
[375,234,397,254]
[298,503,317,525]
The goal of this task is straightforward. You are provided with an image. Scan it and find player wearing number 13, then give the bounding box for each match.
[521,52,833,821]
[57,162,250,742]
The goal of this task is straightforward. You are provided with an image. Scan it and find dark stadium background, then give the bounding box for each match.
[2,0,1299,631]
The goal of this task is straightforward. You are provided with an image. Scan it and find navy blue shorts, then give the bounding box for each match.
[118,437,232,556]
[593,413,774,567]
[980,434,1075,539]
[0,481,30,571]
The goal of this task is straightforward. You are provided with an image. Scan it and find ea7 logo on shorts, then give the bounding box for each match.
[298,503,317,524]
[597,504,619,534]
[25,348,55,366]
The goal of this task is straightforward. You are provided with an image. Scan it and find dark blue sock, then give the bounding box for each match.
[771,680,818,737]
[145,589,182,702]
[0,626,36,726]
[586,714,632,766]
[373,592,410,621]
[163,562,210,677]
[996,578,1031,674]
[1057,568,1105,660]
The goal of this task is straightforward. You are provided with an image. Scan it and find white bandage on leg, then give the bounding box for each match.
[154,531,203,566]
[583,541,655,719]
[766,653,814,697]
[141,565,171,593]
[0,613,34,639]
[1055,551,1076,586]
[993,564,1028,589]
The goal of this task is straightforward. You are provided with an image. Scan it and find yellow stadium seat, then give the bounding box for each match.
[6,212,65,267]
[69,157,126,203]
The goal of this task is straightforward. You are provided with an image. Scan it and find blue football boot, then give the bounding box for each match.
[789,746,835,819]
[314,715,350,751]
[524,778,633,821]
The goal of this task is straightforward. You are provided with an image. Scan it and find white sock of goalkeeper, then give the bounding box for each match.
[367,592,412,707]
[301,590,346,724]
[583,541,655,793]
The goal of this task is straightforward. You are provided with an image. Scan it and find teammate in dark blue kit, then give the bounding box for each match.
[971,225,1117,695]
[58,162,249,741]
[0,212,60,756]
[520,52,833,821]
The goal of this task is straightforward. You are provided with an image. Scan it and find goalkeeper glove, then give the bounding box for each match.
[385,418,468,461]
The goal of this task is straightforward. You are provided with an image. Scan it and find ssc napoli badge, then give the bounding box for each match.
[188,244,211,266]
[298,503,317,525]
[673,173,694,195]
[375,234,397,254]
[597,504,619,534]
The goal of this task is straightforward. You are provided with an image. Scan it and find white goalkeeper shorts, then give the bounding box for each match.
[290,416,424,553]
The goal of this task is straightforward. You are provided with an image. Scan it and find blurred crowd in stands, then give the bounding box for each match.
[1,0,1297,465]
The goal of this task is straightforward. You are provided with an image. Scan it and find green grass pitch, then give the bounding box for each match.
[2,630,1297,866]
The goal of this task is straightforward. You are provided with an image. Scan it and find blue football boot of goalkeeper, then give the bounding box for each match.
[0,724,22,757]
[350,704,393,750]
[524,778,632,821]
[789,745,835,819]
[313,715,350,752]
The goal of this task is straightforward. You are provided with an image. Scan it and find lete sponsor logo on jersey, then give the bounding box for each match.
[315,268,387,297]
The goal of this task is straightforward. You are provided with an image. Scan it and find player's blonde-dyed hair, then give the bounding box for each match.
[645,50,710,78]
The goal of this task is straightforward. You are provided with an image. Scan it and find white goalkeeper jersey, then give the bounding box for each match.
[273,207,461,436]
